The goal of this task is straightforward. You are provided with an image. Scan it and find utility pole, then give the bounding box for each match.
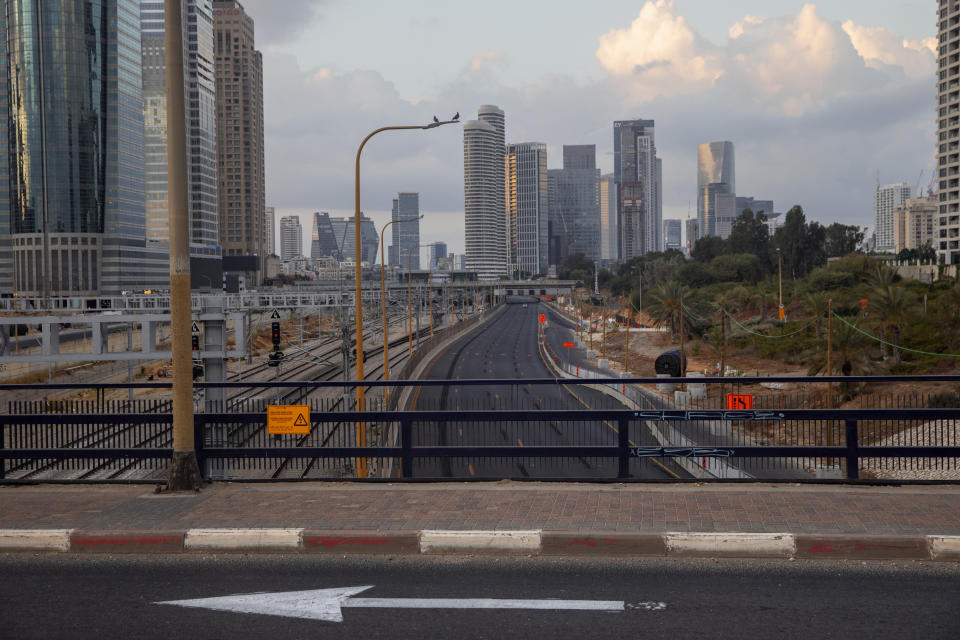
[827,298,833,408]
[165,0,201,491]
[679,293,686,379]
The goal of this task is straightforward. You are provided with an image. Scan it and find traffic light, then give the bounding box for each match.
[267,351,284,367]
[191,334,200,352]
[271,322,281,350]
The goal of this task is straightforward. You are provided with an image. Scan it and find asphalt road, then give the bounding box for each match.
[405,300,681,480]
[1,555,957,640]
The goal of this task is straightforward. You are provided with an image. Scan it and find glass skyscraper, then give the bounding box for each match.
[614,120,661,259]
[390,192,420,269]
[464,105,507,279]
[548,145,600,264]
[697,141,736,239]
[1,0,164,296]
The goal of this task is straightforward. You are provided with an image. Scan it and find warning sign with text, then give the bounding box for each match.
[267,405,311,435]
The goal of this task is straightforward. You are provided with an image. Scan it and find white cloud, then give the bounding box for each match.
[842,21,936,77]
[470,50,509,71]
[595,0,723,100]
[729,15,764,40]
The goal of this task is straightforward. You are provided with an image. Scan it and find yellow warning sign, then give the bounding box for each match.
[267,405,311,435]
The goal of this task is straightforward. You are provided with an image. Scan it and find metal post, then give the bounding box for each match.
[203,300,226,480]
[400,417,413,478]
[617,416,630,479]
[845,419,860,480]
[127,325,134,404]
[165,0,200,490]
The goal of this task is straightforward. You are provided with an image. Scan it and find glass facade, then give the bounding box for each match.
[614,120,661,258]
[506,142,548,276]
[697,141,735,239]
[2,0,156,296]
[390,192,420,269]
[549,145,600,264]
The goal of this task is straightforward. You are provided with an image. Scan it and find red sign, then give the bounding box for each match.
[563,342,575,348]
[860,298,869,309]
[539,314,546,323]
[726,394,754,410]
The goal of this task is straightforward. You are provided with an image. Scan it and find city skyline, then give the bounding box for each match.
[257,1,937,256]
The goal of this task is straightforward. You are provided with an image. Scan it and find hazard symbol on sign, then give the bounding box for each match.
[267,405,311,435]
[725,394,754,410]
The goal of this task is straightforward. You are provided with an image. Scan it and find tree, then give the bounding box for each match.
[559,253,594,280]
[872,283,913,363]
[773,206,827,279]
[728,209,772,271]
[691,236,726,263]
[825,223,865,257]
[644,282,690,344]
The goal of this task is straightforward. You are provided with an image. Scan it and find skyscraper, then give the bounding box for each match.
[550,144,601,261]
[309,212,339,260]
[875,183,912,253]
[330,215,378,264]
[0,0,166,296]
[464,105,507,279]
[141,0,220,261]
[614,120,662,259]
[264,206,275,255]
[280,216,302,261]
[213,1,265,270]
[429,242,448,269]
[663,219,682,251]
[506,142,549,276]
[389,193,420,269]
[938,0,960,264]
[697,141,736,239]
[685,218,699,255]
[599,174,617,261]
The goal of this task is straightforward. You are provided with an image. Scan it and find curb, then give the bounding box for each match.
[0,529,958,561]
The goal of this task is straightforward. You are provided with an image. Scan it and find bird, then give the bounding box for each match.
[452,112,460,121]
[433,115,439,123]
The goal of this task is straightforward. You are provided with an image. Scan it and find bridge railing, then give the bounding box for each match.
[2,378,960,483]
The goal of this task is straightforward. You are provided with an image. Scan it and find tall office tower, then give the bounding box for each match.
[546,170,566,266]
[330,215,378,264]
[697,141,736,239]
[599,174,617,261]
[464,105,507,279]
[429,242,448,269]
[506,143,549,276]
[736,196,775,219]
[663,220,682,251]
[280,216,302,261]
[548,145,601,264]
[309,212,340,260]
[389,192,420,269]
[875,183,912,252]
[685,218,699,255]
[939,0,960,264]
[141,0,219,263]
[614,120,662,259]
[213,1,265,268]
[0,0,168,296]
[264,206,275,255]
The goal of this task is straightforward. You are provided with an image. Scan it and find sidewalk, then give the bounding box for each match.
[2,482,959,560]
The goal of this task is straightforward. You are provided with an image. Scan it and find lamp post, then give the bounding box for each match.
[353,117,458,479]
[380,215,422,401]
[777,247,784,323]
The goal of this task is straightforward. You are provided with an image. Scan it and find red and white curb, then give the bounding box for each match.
[1,529,958,561]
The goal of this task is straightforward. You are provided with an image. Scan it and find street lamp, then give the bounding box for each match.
[776,247,784,323]
[353,116,459,479]
[380,214,423,401]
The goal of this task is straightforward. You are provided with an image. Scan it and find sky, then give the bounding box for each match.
[244,0,938,259]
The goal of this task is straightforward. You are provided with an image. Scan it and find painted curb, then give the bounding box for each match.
[795,535,928,560]
[0,529,72,552]
[420,530,542,554]
[664,532,796,558]
[541,533,666,556]
[928,536,960,560]
[184,528,303,551]
[302,530,419,554]
[70,531,185,554]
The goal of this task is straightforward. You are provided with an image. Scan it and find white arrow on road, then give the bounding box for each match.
[156,587,658,623]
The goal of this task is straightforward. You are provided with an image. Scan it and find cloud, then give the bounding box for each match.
[238,0,326,46]
[261,2,936,253]
[595,0,723,99]
[842,21,936,77]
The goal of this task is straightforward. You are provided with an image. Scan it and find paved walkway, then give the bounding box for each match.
[2,482,960,560]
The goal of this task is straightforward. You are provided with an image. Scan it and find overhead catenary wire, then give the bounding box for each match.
[680,302,817,340]
[832,312,960,359]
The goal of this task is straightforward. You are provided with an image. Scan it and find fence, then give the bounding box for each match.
[2,377,960,483]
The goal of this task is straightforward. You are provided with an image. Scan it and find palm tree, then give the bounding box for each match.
[802,291,830,345]
[807,319,875,400]
[645,282,689,344]
[871,284,913,363]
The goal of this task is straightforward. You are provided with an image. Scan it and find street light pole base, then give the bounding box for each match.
[167,451,202,491]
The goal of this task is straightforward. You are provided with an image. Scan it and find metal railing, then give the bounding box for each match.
[2,377,960,483]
